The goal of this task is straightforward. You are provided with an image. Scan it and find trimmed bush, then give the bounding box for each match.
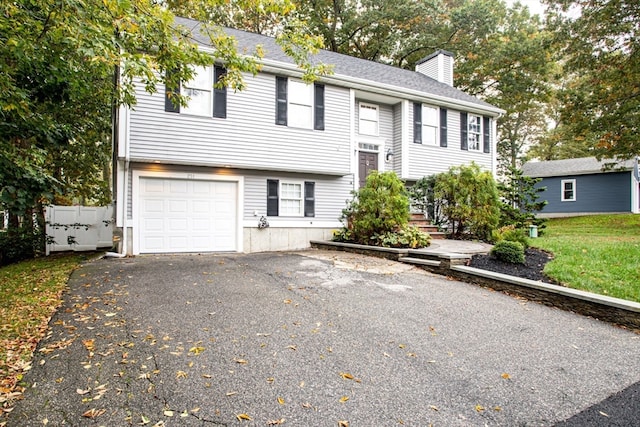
[491,240,525,264]
[371,225,431,249]
[491,225,529,249]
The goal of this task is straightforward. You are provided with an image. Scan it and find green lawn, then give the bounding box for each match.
[533,214,640,302]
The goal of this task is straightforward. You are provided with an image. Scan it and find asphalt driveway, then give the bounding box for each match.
[9,251,640,426]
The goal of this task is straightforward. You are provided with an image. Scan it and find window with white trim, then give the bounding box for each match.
[422,105,439,145]
[266,180,315,217]
[359,103,379,136]
[468,114,482,151]
[561,179,576,201]
[287,80,314,129]
[181,66,212,116]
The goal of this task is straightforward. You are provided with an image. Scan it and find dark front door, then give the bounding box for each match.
[358,151,378,188]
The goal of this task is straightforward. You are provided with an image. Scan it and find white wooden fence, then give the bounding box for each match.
[45,205,113,254]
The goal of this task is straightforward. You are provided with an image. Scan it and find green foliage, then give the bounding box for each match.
[0,226,47,267]
[408,175,444,226]
[498,166,547,232]
[491,225,529,249]
[371,225,431,249]
[434,163,501,240]
[544,0,640,160]
[334,171,429,248]
[491,240,525,264]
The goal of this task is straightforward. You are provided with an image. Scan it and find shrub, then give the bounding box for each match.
[335,171,410,245]
[434,162,501,240]
[371,225,431,249]
[0,226,46,266]
[491,225,530,249]
[491,240,525,264]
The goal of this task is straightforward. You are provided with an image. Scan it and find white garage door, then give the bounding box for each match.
[138,177,237,253]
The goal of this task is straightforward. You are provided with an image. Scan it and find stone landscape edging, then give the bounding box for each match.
[310,240,640,330]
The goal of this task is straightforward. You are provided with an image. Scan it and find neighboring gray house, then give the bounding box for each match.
[113,18,504,255]
[522,157,640,217]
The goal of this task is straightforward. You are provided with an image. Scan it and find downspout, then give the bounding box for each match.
[105,61,127,258]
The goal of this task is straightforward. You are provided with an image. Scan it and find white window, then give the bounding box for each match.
[561,179,576,201]
[468,114,482,151]
[422,105,439,145]
[182,66,213,116]
[280,182,304,216]
[288,80,314,129]
[359,103,379,136]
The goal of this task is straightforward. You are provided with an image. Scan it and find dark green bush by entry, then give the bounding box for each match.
[491,240,525,264]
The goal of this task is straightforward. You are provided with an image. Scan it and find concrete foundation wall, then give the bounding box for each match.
[244,227,336,253]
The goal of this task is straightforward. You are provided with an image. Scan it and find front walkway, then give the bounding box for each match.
[420,239,492,255]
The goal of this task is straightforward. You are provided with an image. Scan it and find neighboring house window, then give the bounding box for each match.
[561,179,576,201]
[275,77,324,130]
[460,112,485,152]
[266,179,315,217]
[164,66,227,118]
[359,103,379,136]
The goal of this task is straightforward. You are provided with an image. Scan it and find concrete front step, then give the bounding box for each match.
[398,256,441,267]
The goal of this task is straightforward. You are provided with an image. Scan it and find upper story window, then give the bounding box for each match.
[468,114,482,151]
[460,112,491,153]
[358,103,379,136]
[561,179,576,201]
[275,77,324,130]
[165,65,227,118]
[414,103,448,147]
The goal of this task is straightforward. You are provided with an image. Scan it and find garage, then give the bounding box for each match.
[137,177,238,253]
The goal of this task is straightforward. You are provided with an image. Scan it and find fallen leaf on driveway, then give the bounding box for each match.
[475,404,485,412]
[82,408,105,419]
[277,397,285,405]
[267,418,286,425]
[339,372,354,380]
[234,358,248,364]
[339,396,349,403]
[338,421,349,427]
[236,413,252,421]
[176,371,188,379]
[501,373,511,380]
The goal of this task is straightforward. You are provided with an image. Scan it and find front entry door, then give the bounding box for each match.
[358,151,378,188]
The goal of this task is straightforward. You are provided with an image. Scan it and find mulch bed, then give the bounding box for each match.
[468,248,557,284]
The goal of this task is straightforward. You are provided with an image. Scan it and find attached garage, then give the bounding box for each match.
[135,174,241,254]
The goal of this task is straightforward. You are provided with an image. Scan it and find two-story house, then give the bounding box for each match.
[113,17,504,255]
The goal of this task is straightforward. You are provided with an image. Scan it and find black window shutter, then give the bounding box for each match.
[440,108,448,147]
[304,182,315,217]
[413,102,422,144]
[165,71,180,113]
[314,84,325,130]
[267,179,279,216]
[483,116,491,153]
[275,76,287,126]
[460,112,468,151]
[213,66,227,119]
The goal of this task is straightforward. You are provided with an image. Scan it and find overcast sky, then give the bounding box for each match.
[506,0,547,17]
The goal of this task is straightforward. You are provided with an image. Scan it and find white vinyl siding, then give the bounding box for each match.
[561,179,576,201]
[243,173,352,222]
[129,73,351,175]
[407,109,492,179]
[182,66,213,117]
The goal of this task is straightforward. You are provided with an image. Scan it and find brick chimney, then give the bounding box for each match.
[415,50,455,86]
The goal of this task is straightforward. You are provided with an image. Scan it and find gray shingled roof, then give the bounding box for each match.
[174,17,501,113]
[522,157,635,178]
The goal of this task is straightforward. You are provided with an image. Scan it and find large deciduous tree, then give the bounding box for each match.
[0,0,326,261]
[543,0,640,160]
